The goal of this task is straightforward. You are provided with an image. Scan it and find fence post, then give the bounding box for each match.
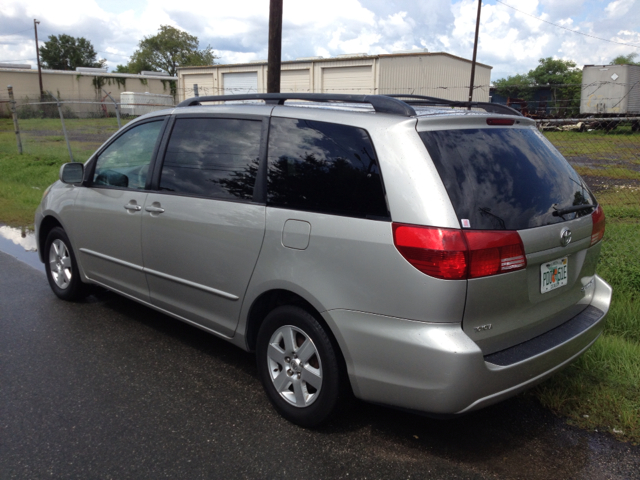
[7,85,23,154]
[47,91,74,162]
[102,89,121,129]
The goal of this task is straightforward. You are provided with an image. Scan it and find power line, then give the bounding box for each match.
[493,0,640,49]
[0,27,35,36]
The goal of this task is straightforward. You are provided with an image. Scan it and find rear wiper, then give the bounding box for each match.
[552,204,596,217]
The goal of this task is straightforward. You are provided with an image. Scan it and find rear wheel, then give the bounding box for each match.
[256,305,344,428]
[45,227,89,301]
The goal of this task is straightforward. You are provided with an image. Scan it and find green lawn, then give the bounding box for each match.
[1,116,638,443]
[533,215,640,444]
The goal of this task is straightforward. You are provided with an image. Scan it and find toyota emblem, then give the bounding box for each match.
[560,228,572,247]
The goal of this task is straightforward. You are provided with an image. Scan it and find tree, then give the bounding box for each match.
[610,53,640,66]
[494,57,582,115]
[493,73,536,100]
[124,25,217,76]
[39,34,106,70]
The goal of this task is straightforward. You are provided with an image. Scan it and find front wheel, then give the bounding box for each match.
[256,305,345,428]
[44,227,89,301]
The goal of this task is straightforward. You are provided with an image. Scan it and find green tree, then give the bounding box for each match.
[493,73,536,100]
[124,25,217,76]
[494,57,582,115]
[39,34,106,70]
[610,53,640,66]
[528,57,582,113]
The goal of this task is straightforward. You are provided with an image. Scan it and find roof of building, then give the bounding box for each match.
[177,52,492,72]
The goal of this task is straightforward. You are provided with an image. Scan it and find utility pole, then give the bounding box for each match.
[467,0,482,104]
[267,0,283,93]
[34,19,44,100]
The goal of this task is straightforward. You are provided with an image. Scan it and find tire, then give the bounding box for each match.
[44,227,89,301]
[256,305,345,428]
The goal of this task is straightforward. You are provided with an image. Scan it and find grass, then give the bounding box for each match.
[0,116,639,442]
[534,215,640,443]
[0,117,126,225]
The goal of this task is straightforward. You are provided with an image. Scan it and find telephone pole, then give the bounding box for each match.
[267,0,283,93]
[467,0,482,104]
[34,19,44,100]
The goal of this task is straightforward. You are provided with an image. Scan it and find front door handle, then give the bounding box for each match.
[145,205,165,213]
[124,203,142,211]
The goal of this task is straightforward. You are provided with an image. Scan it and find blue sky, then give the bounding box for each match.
[1,0,639,82]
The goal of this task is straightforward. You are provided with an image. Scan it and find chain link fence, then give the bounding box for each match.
[537,117,640,216]
[3,89,638,213]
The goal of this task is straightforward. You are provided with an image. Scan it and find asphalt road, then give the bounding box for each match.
[1,250,639,479]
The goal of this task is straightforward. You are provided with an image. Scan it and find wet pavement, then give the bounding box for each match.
[1,247,639,479]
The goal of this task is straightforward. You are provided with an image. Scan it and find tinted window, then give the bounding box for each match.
[93,120,164,189]
[420,128,595,230]
[159,118,262,200]
[267,118,388,218]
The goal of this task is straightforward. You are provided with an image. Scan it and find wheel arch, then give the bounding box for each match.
[37,215,64,263]
[245,289,321,353]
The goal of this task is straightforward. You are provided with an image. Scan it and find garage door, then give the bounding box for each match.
[322,66,372,94]
[223,72,258,94]
[183,73,214,98]
[281,69,310,93]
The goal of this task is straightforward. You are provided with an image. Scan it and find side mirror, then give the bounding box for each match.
[60,163,84,185]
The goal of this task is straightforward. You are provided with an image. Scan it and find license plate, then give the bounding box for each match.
[541,257,568,293]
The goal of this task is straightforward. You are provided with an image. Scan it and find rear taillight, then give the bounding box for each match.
[590,205,605,246]
[392,223,527,280]
[464,230,527,278]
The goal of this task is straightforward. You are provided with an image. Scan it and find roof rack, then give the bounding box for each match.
[177,93,417,117]
[386,94,523,116]
[176,93,523,118]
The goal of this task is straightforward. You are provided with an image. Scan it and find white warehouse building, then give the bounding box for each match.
[177,51,492,103]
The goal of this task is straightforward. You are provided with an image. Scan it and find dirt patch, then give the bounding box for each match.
[581,174,640,193]
[22,129,115,144]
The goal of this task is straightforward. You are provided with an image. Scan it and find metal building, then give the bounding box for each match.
[581,64,640,115]
[177,52,492,103]
[0,64,177,108]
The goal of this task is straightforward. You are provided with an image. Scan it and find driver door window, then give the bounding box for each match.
[93,120,164,189]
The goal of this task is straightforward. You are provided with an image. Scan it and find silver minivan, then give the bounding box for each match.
[35,94,612,427]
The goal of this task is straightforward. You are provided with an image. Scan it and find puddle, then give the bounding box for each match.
[0,225,45,273]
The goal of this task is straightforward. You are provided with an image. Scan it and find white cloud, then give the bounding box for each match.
[0,0,638,83]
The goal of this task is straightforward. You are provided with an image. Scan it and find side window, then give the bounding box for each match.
[159,118,262,200]
[93,120,164,189]
[267,117,389,218]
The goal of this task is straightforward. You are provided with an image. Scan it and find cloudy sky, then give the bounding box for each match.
[1,0,639,81]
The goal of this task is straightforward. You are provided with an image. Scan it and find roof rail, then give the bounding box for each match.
[386,94,523,116]
[176,93,417,117]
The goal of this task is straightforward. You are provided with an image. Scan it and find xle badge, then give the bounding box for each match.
[474,324,493,333]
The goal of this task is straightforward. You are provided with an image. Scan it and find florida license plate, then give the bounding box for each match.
[541,257,568,293]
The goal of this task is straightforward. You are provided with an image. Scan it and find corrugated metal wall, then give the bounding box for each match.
[627,66,640,114]
[281,69,311,92]
[184,73,215,97]
[321,65,372,93]
[178,53,491,102]
[377,54,491,101]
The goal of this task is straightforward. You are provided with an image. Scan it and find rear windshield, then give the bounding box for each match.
[419,127,595,230]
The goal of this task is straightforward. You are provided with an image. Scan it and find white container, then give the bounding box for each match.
[581,65,640,115]
[120,91,174,116]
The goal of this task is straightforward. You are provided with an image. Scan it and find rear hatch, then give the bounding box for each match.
[418,118,605,354]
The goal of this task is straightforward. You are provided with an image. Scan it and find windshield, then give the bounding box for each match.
[419,127,595,230]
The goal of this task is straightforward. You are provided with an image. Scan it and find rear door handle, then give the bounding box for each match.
[124,203,142,211]
[145,205,165,213]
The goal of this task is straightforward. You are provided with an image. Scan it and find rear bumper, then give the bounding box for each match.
[322,275,612,415]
